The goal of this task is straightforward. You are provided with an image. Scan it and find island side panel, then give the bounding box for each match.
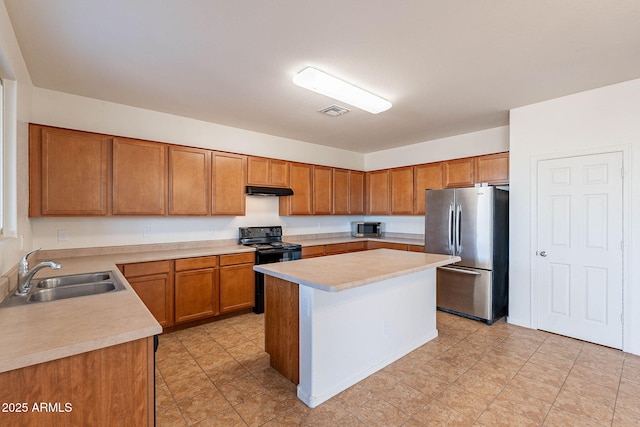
[297,268,437,408]
[264,275,299,385]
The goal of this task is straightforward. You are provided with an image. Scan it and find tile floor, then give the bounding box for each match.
[155,311,640,426]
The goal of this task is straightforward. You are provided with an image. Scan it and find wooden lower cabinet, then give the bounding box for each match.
[121,261,174,327]
[325,243,348,255]
[219,253,255,313]
[302,245,325,258]
[347,241,367,252]
[408,244,425,252]
[174,256,219,323]
[121,252,255,328]
[0,338,154,426]
[366,241,409,251]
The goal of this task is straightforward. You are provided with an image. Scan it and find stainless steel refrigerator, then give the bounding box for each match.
[425,186,508,324]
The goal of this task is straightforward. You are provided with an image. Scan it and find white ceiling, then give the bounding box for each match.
[5,1,640,153]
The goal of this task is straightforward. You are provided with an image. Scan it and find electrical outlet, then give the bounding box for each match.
[57,229,69,241]
[208,225,215,234]
[143,227,151,238]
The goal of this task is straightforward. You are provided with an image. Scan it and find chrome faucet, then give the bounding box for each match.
[16,248,62,295]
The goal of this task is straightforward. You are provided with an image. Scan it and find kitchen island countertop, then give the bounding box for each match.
[254,248,459,292]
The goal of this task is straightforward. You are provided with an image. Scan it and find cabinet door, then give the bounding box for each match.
[169,146,211,215]
[280,162,313,215]
[325,243,348,255]
[313,166,333,215]
[174,268,218,323]
[390,166,414,215]
[247,156,270,186]
[127,273,174,327]
[443,157,475,188]
[30,125,111,216]
[349,171,365,215]
[113,138,167,215]
[302,245,325,258]
[413,162,443,215]
[333,169,350,215]
[219,263,255,313]
[347,241,367,252]
[475,152,509,184]
[212,152,246,215]
[366,170,390,214]
[270,159,290,187]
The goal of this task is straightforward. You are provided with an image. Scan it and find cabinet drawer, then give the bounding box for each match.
[366,241,409,251]
[302,245,325,258]
[347,241,367,252]
[408,244,425,253]
[175,256,218,271]
[122,260,172,277]
[220,252,255,266]
[325,243,348,254]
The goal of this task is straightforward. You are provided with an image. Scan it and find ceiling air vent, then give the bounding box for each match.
[318,104,350,117]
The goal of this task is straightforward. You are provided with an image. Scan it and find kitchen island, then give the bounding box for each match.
[254,248,460,408]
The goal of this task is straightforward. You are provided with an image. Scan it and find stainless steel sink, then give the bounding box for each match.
[29,281,118,302]
[35,272,112,288]
[0,271,125,308]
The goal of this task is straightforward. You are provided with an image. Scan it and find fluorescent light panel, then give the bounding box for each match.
[293,67,392,114]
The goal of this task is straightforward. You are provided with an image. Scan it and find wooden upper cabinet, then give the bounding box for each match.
[366,169,390,214]
[113,138,167,215]
[169,146,211,215]
[211,152,246,215]
[313,166,333,215]
[333,169,350,215]
[443,157,475,188]
[349,170,365,215]
[247,157,290,187]
[280,162,313,215]
[29,125,111,217]
[270,159,290,187]
[390,166,414,215]
[413,162,444,215]
[475,152,509,184]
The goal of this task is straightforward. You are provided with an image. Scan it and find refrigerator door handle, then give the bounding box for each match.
[439,266,481,275]
[448,203,455,254]
[455,204,462,254]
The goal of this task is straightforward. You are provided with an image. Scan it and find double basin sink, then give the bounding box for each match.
[0,271,125,308]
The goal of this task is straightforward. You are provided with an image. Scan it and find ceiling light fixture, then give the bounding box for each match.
[293,67,392,114]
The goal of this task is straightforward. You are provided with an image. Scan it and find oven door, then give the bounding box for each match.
[256,249,301,264]
[254,249,302,314]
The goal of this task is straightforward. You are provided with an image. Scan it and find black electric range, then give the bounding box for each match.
[239,226,302,313]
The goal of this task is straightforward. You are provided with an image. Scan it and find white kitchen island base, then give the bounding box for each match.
[297,268,437,407]
[257,249,460,408]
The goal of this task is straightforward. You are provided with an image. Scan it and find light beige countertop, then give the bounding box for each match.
[0,243,253,374]
[254,249,459,292]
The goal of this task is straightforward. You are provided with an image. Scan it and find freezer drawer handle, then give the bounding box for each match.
[439,266,481,275]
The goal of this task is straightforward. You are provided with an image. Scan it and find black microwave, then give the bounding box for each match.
[351,222,382,237]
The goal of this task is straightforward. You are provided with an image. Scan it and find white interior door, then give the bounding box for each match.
[537,151,623,349]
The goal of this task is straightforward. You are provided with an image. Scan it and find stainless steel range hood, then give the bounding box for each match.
[245,186,294,196]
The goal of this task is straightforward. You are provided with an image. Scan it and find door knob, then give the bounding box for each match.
[539,251,547,257]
